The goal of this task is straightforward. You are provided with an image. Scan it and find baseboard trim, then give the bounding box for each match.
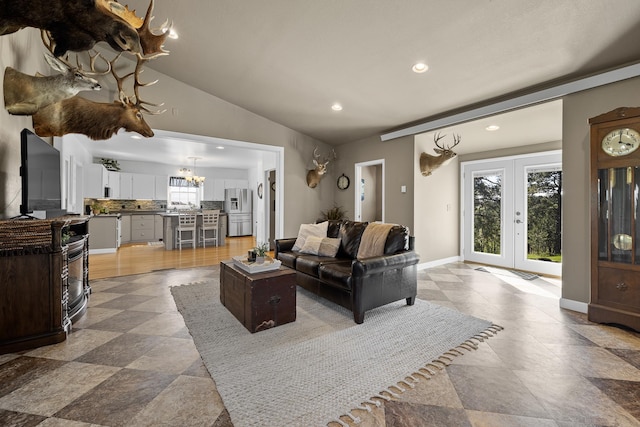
[560,298,588,314]
[417,256,461,270]
[89,248,117,255]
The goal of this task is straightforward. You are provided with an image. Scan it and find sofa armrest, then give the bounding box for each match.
[275,238,297,258]
[352,251,420,276]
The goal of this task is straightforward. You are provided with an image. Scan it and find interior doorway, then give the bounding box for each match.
[354,159,385,223]
[266,169,276,250]
[461,151,562,276]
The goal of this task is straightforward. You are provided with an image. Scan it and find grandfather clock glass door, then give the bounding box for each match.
[598,168,636,264]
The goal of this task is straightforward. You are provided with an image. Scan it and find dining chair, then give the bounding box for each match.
[175,211,197,250]
[199,210,220,247]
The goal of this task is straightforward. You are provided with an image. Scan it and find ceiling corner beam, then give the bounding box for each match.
[380,62,640,142]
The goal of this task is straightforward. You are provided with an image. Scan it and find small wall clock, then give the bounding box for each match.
[337,173,350,190]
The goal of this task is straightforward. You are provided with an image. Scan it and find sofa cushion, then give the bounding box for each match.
[300,236,341,257]
[292,221,328,251]
[337,220,368,259]
[278,251,301,269]
[384,225,410,254]
[318,261,353,291]
[296,255,344,276]
[327,220,343,238]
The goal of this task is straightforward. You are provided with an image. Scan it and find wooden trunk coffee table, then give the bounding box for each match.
[220,259,296,333]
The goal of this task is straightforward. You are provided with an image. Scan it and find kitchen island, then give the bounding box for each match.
[161,212,227,250]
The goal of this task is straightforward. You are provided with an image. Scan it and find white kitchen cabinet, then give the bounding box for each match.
[106,171,120,198]
[83,163,107,198]
[224,179,248,189]
[120,173,133,199]
[132,173,155,199]
[203,179,225,201]
[155,175,168,200]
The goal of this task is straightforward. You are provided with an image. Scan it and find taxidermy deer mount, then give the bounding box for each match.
[1,0,172,140]
[32,52,164,140]
[306,147,337,188]
[3,32,110,115]
[419,132,461,176]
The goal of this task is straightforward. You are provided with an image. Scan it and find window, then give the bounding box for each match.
[168,177,202,209]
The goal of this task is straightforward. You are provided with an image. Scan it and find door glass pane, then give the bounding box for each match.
[473,171,502,255]
[609,167,633,264]
[526,168,562,263]
[598,169,609,260]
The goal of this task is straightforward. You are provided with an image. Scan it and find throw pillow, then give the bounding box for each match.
[299,236,341,257]
[292,221,328,251]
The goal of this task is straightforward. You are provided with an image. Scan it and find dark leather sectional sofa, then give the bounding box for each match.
[275,220,419,323]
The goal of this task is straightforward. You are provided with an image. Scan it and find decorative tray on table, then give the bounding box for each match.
[232,255,282,274]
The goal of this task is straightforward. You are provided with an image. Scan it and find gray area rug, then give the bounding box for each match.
[171,280,499,427]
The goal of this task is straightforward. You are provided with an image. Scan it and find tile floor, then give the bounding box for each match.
[1,263,640,426]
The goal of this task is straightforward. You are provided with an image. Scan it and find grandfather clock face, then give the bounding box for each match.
[601,128,640,157]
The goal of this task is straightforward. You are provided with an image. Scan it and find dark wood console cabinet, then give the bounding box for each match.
[0,216,90,354]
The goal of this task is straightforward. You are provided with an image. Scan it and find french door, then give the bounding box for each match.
[461,152,562,276]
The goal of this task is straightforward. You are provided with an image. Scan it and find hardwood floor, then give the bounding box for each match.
[89,236,258,280]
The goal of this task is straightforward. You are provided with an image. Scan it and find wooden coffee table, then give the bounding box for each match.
[220,259,296,333]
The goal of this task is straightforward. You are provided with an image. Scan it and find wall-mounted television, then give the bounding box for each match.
[20,128,63,216]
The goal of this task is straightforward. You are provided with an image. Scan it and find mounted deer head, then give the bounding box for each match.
[0,0,142,56]
[306,147,337,188]
[419,132,461,176]
[31,53,163,140]
[3,32,110,115]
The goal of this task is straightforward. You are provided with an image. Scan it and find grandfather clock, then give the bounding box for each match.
[589,106,640,331]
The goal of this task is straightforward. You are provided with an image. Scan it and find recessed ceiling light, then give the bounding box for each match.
[168,28,179,39]
[131,135,142,139]
[412,62,428,73]
[485,125,500,131]
[331,103,343,111]
[216,146,225,150]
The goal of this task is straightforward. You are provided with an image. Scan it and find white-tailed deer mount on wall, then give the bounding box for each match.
[306,147,337,188]
[3,32,110,115]
[31,52,163,140]
[419,133,461,177]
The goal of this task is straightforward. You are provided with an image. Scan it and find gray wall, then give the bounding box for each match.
[561,76,640,304]
[334,134,414,230]
[0,29,48,219]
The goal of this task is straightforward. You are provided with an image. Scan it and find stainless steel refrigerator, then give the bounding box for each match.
[225,188,252,236]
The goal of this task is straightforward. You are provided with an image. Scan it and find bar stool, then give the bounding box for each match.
[199,210,220,247]
[175,211,197,250]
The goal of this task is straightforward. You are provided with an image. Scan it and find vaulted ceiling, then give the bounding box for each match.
[83,1,640,166]
[122,0,640,145]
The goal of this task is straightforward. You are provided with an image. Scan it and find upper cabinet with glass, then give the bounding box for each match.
[589,107,640,331]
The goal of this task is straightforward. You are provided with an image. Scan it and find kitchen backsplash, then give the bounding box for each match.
[84,199,224,213]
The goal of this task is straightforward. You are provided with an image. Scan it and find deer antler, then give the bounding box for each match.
[449,134,462,149]
[132,54,166,114]
[433,132,446,150]
[138,0,172,57]
[41,30,111,75]
[95,0,144,28]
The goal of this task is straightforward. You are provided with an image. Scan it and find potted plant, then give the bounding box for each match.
[254,242,269,264]
[319,204,348,221]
